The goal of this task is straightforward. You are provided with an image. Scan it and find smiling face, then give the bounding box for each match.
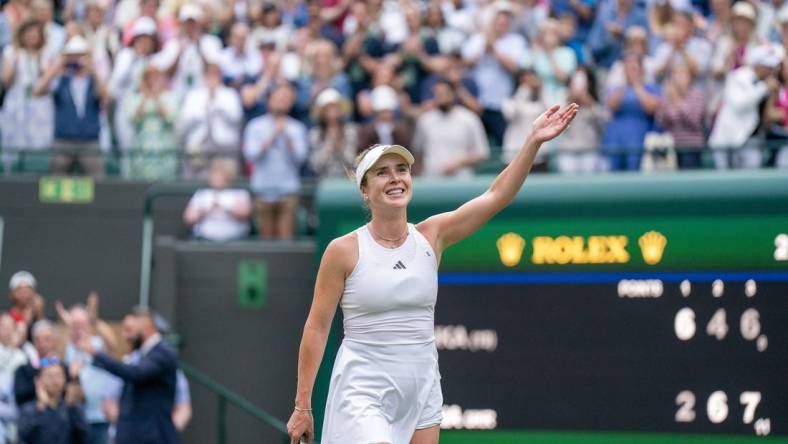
[361,153,413,212]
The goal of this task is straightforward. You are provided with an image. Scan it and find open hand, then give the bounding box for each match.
[530,103,579,144]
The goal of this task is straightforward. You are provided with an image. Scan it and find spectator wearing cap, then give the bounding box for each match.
[151,4,222,102]
[309,88,358,178]
[178,63,243,179]
[35,34,108,177]
[15,320,60,407]
[1,20,55,159]
[356,85,412,153]
[652,10,713,82]
[18,358,88,444]
[461,4,528,147]
[709,44,784,168]
[588,0,648,68]
[76,308,180,444]
[711,2,764,82]
[109,16,159,152]
[602,52,661,171]
[295,38,352,123]
[655,63,707,168]
[183,158,252,241]
[243,83,308,240]
[219,22,262,90]
[7,271,45,337]
[413,79,489,177]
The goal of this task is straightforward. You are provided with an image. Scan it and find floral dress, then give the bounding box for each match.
[1,47,54,168]
[125,91,178,181]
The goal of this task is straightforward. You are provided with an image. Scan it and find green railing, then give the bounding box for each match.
[179,361,300,444]
[2,142,787,179]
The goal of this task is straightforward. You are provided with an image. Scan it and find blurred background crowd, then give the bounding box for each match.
[2,0,788,237]
[0,270,190,444]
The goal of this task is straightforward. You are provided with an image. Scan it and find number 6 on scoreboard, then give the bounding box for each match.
[740,391,761,424]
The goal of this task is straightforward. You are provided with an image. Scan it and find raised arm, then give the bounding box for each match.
[418,103,578,253]
[286,236,354,443]
[89,347,176,383]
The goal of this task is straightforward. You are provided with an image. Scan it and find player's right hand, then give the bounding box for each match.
[287,409,314,444]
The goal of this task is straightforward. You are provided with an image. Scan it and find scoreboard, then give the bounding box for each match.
[316,170,788,443]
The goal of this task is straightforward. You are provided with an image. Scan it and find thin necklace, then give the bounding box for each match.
[368,224,408,243]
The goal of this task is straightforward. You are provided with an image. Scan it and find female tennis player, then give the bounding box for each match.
[287,103,579,444]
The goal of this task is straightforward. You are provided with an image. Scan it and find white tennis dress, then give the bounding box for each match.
[321,223,443,444]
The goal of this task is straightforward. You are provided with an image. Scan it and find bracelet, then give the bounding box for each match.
[294,406,312,413]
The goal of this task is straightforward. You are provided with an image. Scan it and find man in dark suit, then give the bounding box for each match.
[76,308,180,444]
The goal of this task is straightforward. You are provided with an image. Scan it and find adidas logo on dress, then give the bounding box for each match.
[393,261,407,269]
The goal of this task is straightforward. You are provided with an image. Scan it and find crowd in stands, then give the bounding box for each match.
[1,0,788,205]
[0,270,190,444]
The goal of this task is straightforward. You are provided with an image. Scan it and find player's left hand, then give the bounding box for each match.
[530,103,579,144]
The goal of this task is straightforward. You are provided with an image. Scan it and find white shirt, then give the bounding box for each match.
[187,188,251,241]
[412,106,489,177]
[152,35,223,101]
[140,333,162,356]
[178,86,243,151]
[709,66,770,149]
[219,46,262,83]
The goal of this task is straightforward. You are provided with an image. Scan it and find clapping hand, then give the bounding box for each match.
[529,103,579,144]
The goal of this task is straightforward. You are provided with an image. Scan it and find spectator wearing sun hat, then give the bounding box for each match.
[109,16,160,152]
[712,2,764,82]
[309,88,358,178]
[35,34,108,177]
[709,44,785,168]
[8,271,44,334]
[151,3,222,102]
[356,85,412,154]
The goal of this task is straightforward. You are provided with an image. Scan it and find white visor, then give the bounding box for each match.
[355,145,415,189]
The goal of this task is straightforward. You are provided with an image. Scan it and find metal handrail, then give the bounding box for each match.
[179,361,298,444]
